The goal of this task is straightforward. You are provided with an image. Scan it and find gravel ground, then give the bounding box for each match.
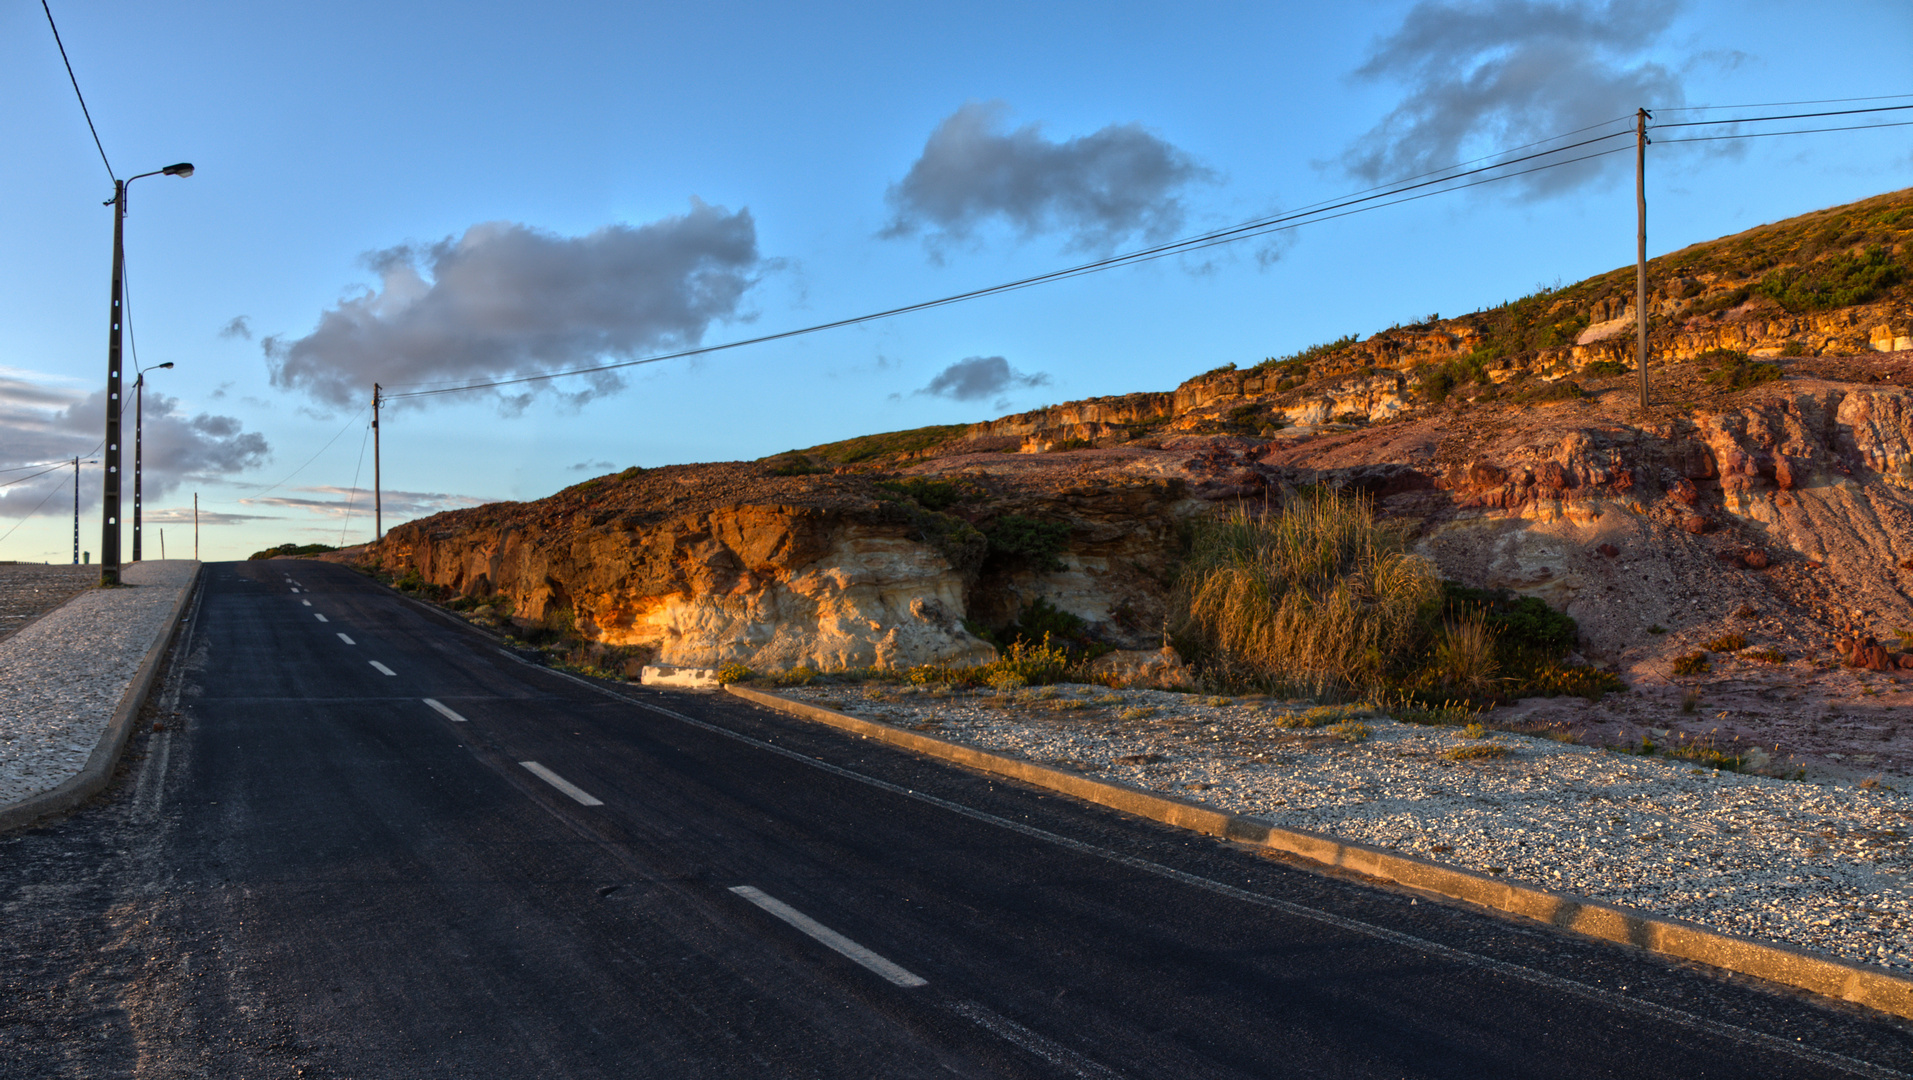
[782,681,1913,975]
[0,560,196,806]
[0,563,96,646]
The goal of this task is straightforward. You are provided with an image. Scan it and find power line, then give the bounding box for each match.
[38,0,114,181]
[1281,114,1634,216]
[237,407,368,501]
[0,465,66,489]
[339,422,371,546]
[0,474,75,546]
[1653,93,1913,113]
[1657,119,1913,145]
[388,125,1636,400]
[1653,103,1913,130]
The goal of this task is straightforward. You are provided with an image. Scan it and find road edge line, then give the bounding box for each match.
[0,563,204,834]
[724,683,1913,1022]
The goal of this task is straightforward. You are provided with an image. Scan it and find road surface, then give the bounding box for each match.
[3,559,1911,1078]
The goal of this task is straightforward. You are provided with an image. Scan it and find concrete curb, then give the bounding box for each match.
[726,683,1913,1020]
[0,564,203,834]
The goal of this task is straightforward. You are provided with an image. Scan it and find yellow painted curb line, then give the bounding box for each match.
[726,683,1913,1020]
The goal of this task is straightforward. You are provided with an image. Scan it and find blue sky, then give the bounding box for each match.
[1,0,1908,562]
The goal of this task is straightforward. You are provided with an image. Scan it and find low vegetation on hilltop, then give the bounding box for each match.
[247,542,338,560]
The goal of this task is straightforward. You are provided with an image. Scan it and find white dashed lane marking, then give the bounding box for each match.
[314,613,328,623]
[336,633,355,645]
[369,661,396,676]
[302,600,312,607]
[729,886,928,988]
[423,698,468,723]
[520,761,603,806]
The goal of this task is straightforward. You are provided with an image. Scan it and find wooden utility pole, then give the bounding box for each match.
[1636,107,1652,411]
[372,383,383,542]
[72,456,81,565]
[193,492,199,561]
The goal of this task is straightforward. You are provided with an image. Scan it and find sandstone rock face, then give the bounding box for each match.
[372,365,1913,685]
[376,466,1000,672]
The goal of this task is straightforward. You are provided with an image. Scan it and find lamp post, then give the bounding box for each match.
[131,360,174,561]
[101,162,193,586]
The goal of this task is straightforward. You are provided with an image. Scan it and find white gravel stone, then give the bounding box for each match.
[784,681,1913,974]
[0,561,197,806]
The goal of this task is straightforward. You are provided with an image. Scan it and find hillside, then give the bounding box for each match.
[357,188,1913,778]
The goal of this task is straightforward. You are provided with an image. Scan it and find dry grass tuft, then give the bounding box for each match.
[1442,743,1510,762]
[1433,616,1501,694]
[1177,491,1439,696]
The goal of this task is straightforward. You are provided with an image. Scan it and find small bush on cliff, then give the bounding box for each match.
[765,453,830,476]
[1704,351,1784,390]
[983,515,1072,573]
[1582,359,1631,377]
[1757,244,1905,312]
[247,542,338,560]
[1250,334,1361,377]
[1174,491,1440,697]
[876,477,982,511]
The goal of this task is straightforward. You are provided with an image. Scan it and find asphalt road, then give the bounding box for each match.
[4,559,1913,1079]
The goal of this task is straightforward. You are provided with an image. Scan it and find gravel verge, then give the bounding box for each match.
[779,681,1913,975]
[0,561,199,807]
[0,564,96,646]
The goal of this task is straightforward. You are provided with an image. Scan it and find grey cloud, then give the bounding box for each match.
[0,374,270,517]
[268,200,764,408]
[914,356,1050,403]
[568,459,617,472]
[1343,0,1686,196]
[883,101,1214,255]
[143,506,276,525]
[243,485,490,519]
[219,315,253,340]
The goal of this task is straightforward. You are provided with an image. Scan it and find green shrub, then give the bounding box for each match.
[765,453,830,476]
[1779,339,1808,357]
[1672,651,1711,676]
[1252,335,1360,375]
[1700,349,1783,390]
[716,662,754,684]
[1702,632,1747,652]
[1745,647,1787,664]
[1582,359,1631,377]
[1330,720,1373,743]
[1176,492,1440,696]
[876,477,981,511]
[987,597,1102,658]
[1757,244,1905,312]
[1439,584,1576,656]
[1442,743,1509,762]
[984,516,1072,572]
[1518,380,1585,403]
[775,665,819,686]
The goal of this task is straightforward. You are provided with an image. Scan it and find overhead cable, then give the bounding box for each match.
[1657,119,1913,144]
[38,0,114,181]
[1653,103,1913,130]
[386,126,1636,400]
[1653,93,1913,113]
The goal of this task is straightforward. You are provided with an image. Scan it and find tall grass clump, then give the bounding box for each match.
[1176,491,1439,696]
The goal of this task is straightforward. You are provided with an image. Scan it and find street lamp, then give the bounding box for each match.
[101,162,192,585]
[132,360,174,562]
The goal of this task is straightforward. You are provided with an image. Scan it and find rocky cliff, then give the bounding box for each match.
[365,189,1913,684]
